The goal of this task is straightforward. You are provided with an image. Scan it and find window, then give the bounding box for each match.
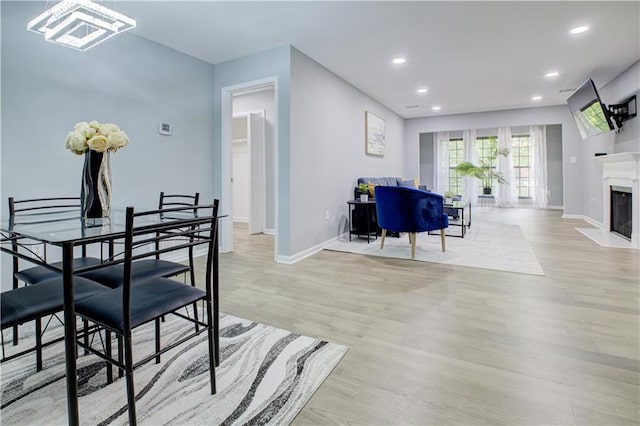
[512,134,531,198]
[475,136,498,193]
[448,138,463,196]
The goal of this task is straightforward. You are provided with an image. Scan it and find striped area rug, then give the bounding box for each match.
[1,312,348,425]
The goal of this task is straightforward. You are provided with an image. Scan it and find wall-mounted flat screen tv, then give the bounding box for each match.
[567,79,614,140]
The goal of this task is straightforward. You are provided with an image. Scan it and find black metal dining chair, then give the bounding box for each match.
[0,276,109,371]
[7,197,104,346]
[78,192,200,288]
[9,197,103,287]
[74,201,219,426]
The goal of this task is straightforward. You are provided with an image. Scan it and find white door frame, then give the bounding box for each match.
[221,77,278,259]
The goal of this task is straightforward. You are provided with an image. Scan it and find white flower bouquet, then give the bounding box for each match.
[65,121,130,155]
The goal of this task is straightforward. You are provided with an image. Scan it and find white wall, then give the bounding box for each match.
[289,47,405,256]
[232,88,276,230]
[1,2,216,288]
[405,105,580,214]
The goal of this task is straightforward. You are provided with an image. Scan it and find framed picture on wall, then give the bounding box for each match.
[365,111,385,156]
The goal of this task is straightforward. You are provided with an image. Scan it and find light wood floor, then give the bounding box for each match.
[202,209,639,425]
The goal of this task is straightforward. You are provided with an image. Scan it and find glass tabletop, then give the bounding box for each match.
[444,201,469,209]
[0,208,225,244]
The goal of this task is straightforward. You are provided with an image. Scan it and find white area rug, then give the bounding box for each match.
[1,312,347,425]
[326,221,544,276]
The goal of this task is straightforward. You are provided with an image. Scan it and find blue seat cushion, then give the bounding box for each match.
[15,257,103,285]
[79,259,190,289]
[1,276,109,329]
[75,278,206,332]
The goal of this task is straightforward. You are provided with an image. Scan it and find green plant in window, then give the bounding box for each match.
[455,137,510,194]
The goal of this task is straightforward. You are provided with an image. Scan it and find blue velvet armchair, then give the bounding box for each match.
[374,186,449,259]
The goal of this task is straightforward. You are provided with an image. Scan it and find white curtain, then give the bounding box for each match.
[530,125,548,208]
[435,132,450,195]
[462,129,477,205]
[496,127,517,207]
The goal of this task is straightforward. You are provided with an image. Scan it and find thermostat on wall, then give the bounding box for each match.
[159,122,172,136]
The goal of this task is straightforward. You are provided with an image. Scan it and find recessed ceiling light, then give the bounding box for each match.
[417,88,428,94]
[432,105,441,111]
[570,25,589,34]
[531,95,543,101]
[392,57,406,64]
[545,71,559,78]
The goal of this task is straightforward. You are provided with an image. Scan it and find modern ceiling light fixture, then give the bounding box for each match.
[27,0,136,51]
[432,105,441,111]
[570,25,589,34]
[392,57,406,64]
[545,71,559,78]
[417,88,428,94]
[532,95,543,101]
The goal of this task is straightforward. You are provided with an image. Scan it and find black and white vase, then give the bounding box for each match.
[81,150,112,219]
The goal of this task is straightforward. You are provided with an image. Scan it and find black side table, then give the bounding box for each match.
[347,199,377,243]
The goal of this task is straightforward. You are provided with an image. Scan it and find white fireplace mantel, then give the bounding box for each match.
[592,152,640,247]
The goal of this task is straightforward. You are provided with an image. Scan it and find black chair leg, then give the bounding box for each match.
[12,325,18,346]
[118,335,124,378]
[83,319,89,356]
[124,333,137,426]
[192,302,199,333]
[206,299,216,395]
[35,318,43,372]
[105,330,113,384]
[155,318,161,364]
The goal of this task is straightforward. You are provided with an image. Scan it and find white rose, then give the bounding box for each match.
[108,131,129,151]
[69,130,88,153]
[99,123,121,135]
[65,131,74,149]
[83,126,96,139]
[89,120,101,129]
[74,122,89,130]
[87,135,110,152]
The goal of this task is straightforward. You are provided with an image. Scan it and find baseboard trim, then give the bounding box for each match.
[276,234,345,265]
[562,214,603,228]
[547,205,564,210]
[263,228,275,236]
[233,218,248,224]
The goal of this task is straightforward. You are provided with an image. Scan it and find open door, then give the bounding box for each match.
[248,111,265,235]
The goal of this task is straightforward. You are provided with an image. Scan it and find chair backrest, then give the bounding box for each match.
[121,200,219,330]
[8,197,88,288]
[374,186,446,233]
[9,196,81,217]
[158,192,200,210]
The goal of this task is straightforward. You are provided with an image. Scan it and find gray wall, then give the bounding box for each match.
[232,88,276,231]
[212,45,291,256]
[289,47,405,256]
[546,124,564,207]
[1,1,216,288]
[405,105,578,213]
[419,133,434,190]
[581,62,639,223]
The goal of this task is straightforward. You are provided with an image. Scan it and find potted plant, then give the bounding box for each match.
[455,142,509,195]
[356,183,370,202]
[444,191,454,204]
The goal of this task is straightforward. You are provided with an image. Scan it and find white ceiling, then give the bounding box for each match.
[117,1,640,119]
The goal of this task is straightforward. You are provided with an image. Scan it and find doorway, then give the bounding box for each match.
[221,79,277,258]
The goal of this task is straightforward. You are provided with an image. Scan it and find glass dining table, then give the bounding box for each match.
[0,208,222,426]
